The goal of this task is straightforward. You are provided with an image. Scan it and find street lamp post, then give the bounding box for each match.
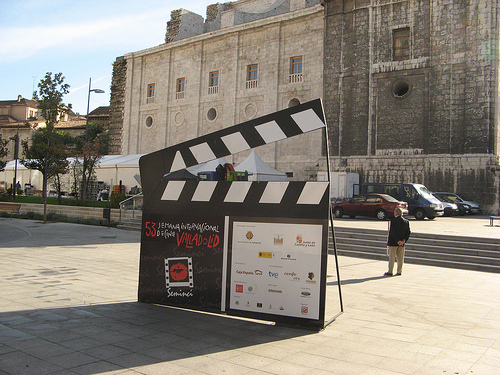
[86,77,105,128]
[81,78,104,202]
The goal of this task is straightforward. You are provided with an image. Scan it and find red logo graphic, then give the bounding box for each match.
[169,262,188,281]
[236,284,243,293]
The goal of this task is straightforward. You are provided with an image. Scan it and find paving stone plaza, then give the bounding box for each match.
[1,216,499,374]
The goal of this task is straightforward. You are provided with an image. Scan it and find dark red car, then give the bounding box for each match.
[333,194,409,220]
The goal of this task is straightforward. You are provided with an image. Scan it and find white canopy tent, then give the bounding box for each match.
[235,150,287,181]
[0,160,43,193]
[89,154,143,191]
[1,154,144,194]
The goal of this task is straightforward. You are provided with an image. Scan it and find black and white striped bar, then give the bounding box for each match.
[161,181,329,205]
[145,180,330,219]
[139,99,326,199]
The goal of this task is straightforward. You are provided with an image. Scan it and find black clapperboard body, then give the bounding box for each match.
[139,99,333,329]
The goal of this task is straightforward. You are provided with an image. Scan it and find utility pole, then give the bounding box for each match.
[9,124,19,200]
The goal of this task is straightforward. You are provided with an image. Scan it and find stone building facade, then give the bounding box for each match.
[322,0,500,212]
[111,0,325,181]
[0,96,86,164]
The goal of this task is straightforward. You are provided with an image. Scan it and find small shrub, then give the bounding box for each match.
[110,192,126,208]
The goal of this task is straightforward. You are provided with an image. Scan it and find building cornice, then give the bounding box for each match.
[124,4,324,60]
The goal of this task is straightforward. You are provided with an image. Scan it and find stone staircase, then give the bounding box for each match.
[117,215,142,231]
[329,227,500,273]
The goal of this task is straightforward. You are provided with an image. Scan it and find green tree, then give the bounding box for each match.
[21,72,71,223]
[73,122,110,203]
[49,131,73,204]
[21,129,71,218]
[0,135,8,172]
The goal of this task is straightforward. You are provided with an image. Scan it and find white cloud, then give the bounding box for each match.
[69,74,111,95]
[0,8,171,63]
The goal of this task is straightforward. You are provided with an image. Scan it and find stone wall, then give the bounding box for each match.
[323,0,500,212]
[166,1,320,41]
[165,9,182,43]
[121,4,325,181]
[17,203,136,223]
[333,154,500,214]
[109,57,127,155]
[165,9,204,43]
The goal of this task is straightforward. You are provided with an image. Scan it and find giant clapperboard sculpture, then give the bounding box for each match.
[139,99,341,329]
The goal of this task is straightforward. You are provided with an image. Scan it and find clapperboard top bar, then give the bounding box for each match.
[139,99,326,206]
[145,180,330,218]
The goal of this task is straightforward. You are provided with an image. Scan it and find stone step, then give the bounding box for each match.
[117,223,142,231]
[332,227,500,249]
[329,226,500,273]
[118,215,142,231]
[331,235,500,259]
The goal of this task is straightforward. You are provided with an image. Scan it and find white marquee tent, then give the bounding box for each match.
[235,150,287,181]
[1,154,144,194]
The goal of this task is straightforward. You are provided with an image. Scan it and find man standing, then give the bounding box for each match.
[385,207,410,276]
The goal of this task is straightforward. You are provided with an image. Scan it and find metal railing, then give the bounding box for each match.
[119,193,143,223]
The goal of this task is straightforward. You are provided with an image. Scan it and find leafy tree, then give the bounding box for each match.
[69,158,83,197]
[0,135,8,172]
[48,131,73,204]
[21,72,71,222]
[21,129,71,216]
[73,122,110,203]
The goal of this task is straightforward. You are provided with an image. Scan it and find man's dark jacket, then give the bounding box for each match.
[387,215,411,246]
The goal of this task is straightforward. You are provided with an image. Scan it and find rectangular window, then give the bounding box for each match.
[290,56,302,74]
[177,77,185,92]
[289,56,303,83]
[246,64,258,89]
[176,77,186,99]
[393,28,410,60]
[147,83,155,97]
[209,71,219,87]
[147,83,155,103]
[209,71,219,94]
[247,64,258,81]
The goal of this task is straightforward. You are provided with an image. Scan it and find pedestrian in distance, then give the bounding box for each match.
[384,207,410,276]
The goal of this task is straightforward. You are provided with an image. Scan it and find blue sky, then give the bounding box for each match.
[1,0,209,115]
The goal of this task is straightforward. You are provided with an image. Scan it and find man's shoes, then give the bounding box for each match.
[384,272,393,276]
[395,273,402,276]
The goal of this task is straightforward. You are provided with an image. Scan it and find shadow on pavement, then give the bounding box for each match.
[0,218,140,248]
[0,302,313,374]
[327,275,386,286]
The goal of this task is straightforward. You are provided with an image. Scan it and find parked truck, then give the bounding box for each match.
[317,172,359,202]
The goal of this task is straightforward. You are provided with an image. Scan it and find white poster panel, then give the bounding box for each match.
[230,221,323,320]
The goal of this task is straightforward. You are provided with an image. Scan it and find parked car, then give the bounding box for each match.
[455,202,472,216]
[431,193,459,216]
[360,182,444,220]
[332,193,409,220]
[433,192,482,214]
[432,193,471,216]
